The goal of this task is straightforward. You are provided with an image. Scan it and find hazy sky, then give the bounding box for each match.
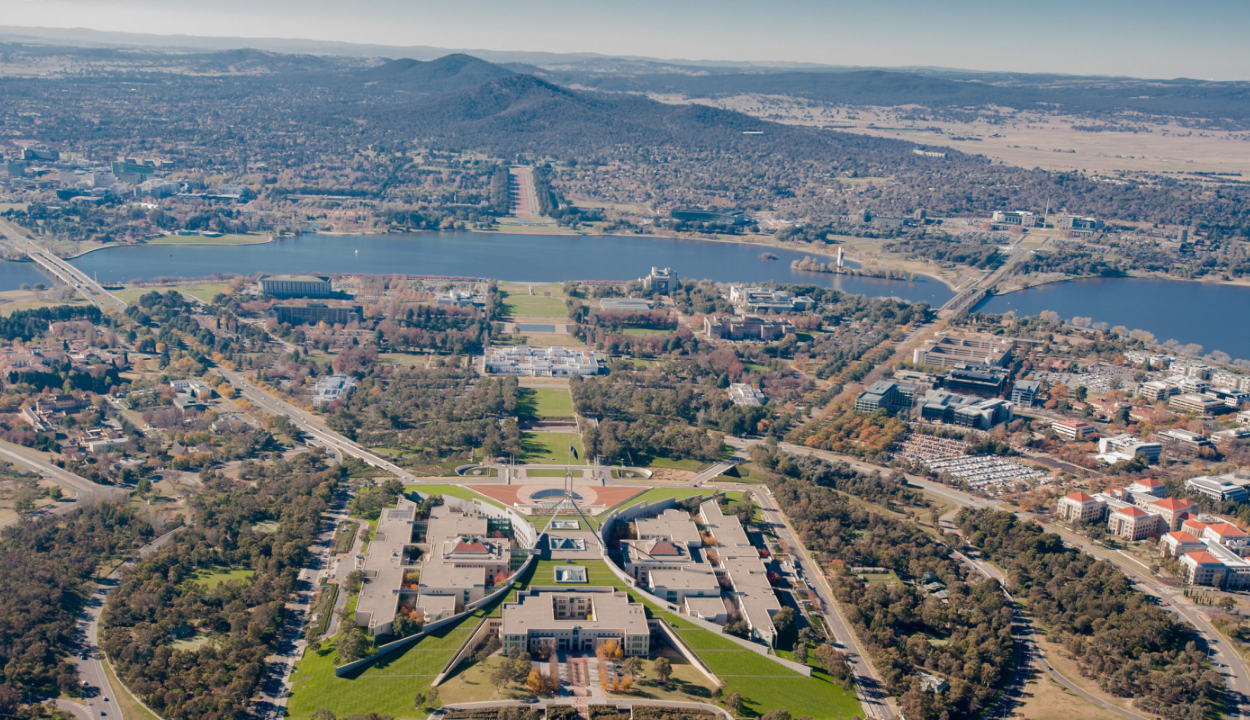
[3,0,1247,79]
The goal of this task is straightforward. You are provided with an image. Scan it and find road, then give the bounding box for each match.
[213,366,416,481]
[718,481,894,720]
[0,218,127,312]
[772,440,1248,720]
[251,485,352,720]
[0,440,124,503]
[58,527,185,720]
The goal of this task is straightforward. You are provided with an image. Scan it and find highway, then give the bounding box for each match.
[0,218,127,312]
[0,440,124,503]
[213,366,416,482]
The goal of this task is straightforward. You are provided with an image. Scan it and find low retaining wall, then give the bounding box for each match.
[432,617,500,687]
[652,618,721,687]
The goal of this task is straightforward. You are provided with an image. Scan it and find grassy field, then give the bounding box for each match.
[115,282,229,304]
[517,386,574,419]
[521,432,585,465]
[405,484,504,508]
[647,456,713,472]
[146,233,268,245]
[526,468,583,478]
[502,294,568,318]
[671,616,862,719]
[181,566,255,590]
[1013,659,1126,720]
[622,328,672,337]
[612,488,743,512]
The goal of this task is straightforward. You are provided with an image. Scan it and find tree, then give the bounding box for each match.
[392,613,422,638]
[793,642,808,664]
[596,639,623,661]
[653,656,672,684]
[413,691,425,709]
[773,607,796,643]
[762,711,792,720]
[725,692,745,716]
[813,644,850,681]
[312,710,337,720]
[338,629,370,663]
[346,569,365,592]
[527,669,547,695]
[426,687,439,708]
[623,656,643,678]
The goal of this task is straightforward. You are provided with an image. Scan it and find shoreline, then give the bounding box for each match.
[987,271,1250,300]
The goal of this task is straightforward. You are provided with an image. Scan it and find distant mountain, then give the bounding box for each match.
[538,68,1250,123]
[339,73,942,170]
[356,54,514,94]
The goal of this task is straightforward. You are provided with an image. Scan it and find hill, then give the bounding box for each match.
[355,54,514,94]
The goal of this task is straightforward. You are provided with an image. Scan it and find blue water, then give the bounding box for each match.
[48,231,955,306]
[977,277,1250,362]
[0,260,52,290]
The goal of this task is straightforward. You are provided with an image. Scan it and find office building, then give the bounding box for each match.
[1108,506,1159,541]
[704,315,794,342]
[728,286,815,313]
[699,500,783,647]
[992,210,1043,228]
[854,380,918,415]
[354,498,420,636]
[1052,420,1097,442]
[271,304,361,326]
[312,375,357,408]
[261,274,332,298]
[483,346,601,377]
[1011,380,1042,406]
[1139,381,1176,402]
[944,364,1010,397]
[917,389,1013,430]
[1160,531,1205,558]
[500,589,649,656]
[1055,491,1106,523]
[1165,395,1225,415]
[728,383,768,407]
[1095,434,1162,464]
[641,267,677,294]
[1186,475,1250,504]
[913,333,1014,369]
[1156,428,1216,457]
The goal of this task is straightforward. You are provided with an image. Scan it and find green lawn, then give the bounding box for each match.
[146,233,267,245]
[612,488,743,512]
[405,484,504,508]
[647,456,713,472]
[526,468,583,478]
[181,566,254,590]
[115,282,230,304]
[517,387,575,419]
[622,328,672,337]
[530,558,620,587]
[502,294,568,318]
[520,432,585,465]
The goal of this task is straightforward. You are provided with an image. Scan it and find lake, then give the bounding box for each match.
[4,231,956,306]
[977,277,1250,362]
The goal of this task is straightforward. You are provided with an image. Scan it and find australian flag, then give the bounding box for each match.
[569,444,579,460]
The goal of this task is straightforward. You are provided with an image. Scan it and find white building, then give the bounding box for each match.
[500,589,649,656]
[483,346,601,377]
[1095,434,1162,464]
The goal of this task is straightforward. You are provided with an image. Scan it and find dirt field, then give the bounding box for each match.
[649,93,1250,176]
[1015,660,1126,720]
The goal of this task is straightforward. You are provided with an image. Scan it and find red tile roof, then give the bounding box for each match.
[1165,531,1202,543]
[1183,519,1212,534]
[1064,491,1097,503]
[1185,551,1223,566]
[1134,478,1164,488]
[1113,506,1150,519]
[1209,524,1249,538]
